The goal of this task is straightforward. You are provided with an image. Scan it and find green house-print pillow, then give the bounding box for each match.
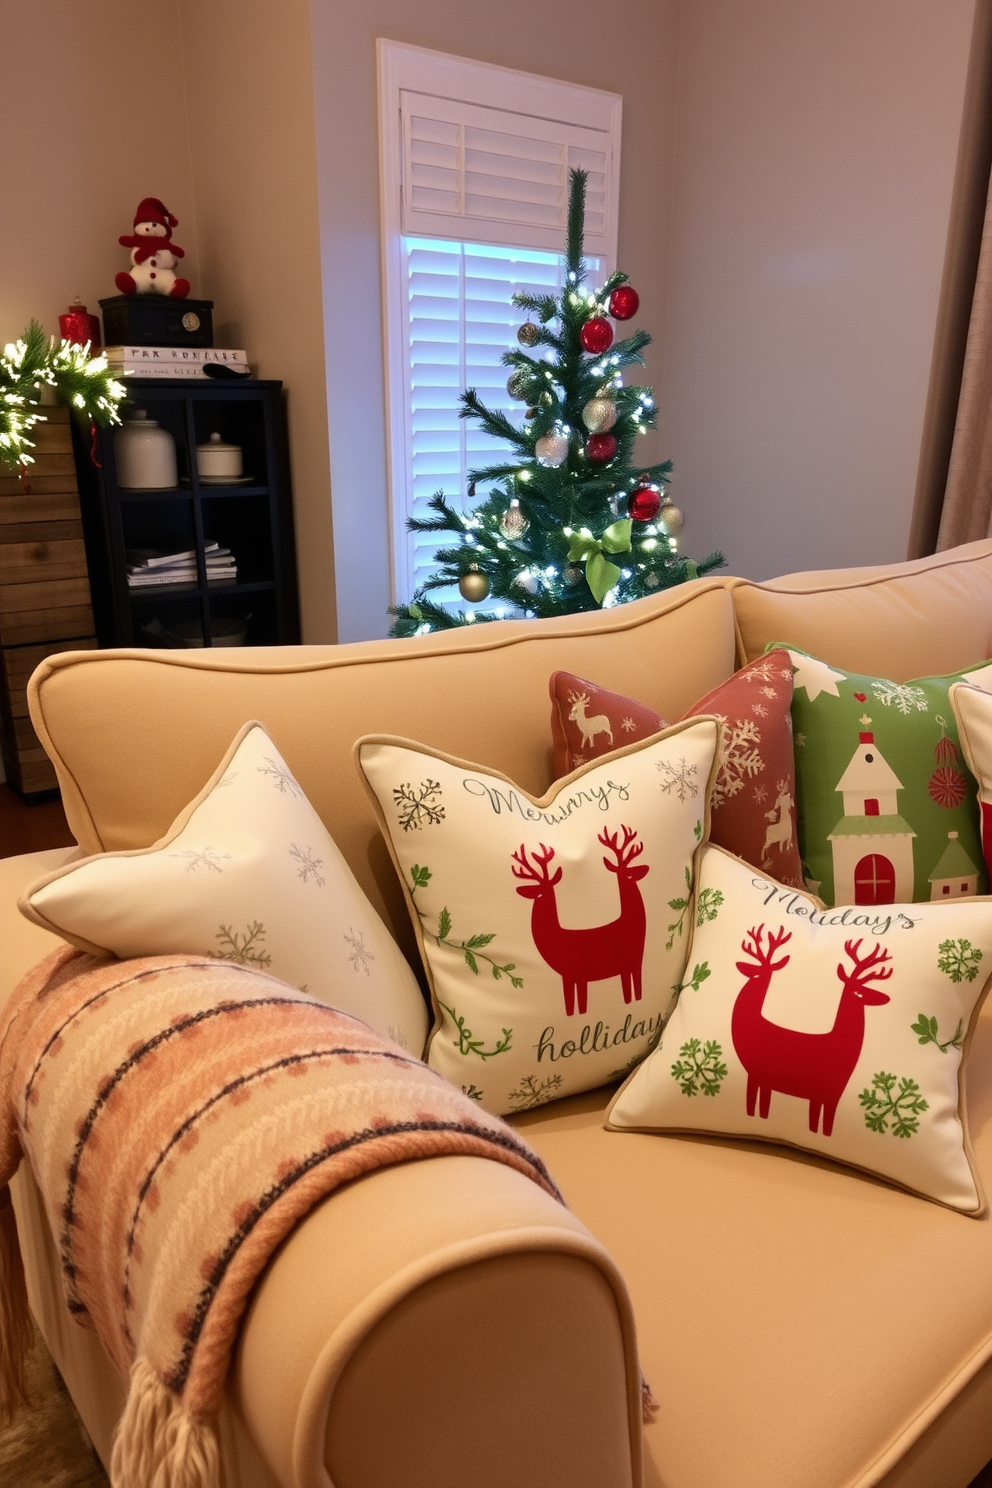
[771,646,992,906]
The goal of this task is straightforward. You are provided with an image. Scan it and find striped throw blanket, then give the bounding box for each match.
[0,947,561,1487]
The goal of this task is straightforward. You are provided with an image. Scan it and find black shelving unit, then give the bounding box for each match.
[72,379,300,649]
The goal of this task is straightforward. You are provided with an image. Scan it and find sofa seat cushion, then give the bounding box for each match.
[512,1008,992,1488]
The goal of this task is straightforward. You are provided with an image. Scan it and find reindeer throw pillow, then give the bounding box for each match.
[549,651,803,888]
[607,845,992,1214]
[774,646,992,905]
[357,718,720,1116]
[20,722,430,1055]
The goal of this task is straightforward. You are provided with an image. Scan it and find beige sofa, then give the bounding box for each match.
[6,538,992,1488]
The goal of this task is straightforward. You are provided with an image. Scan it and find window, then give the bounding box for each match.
[378,41,621,606]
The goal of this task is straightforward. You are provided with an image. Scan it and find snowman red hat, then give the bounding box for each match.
[116,197,190,297]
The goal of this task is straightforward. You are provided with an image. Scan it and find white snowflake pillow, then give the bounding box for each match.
[608,845,992,1214]
[19,722,429,1054]
[357,719,719,1116]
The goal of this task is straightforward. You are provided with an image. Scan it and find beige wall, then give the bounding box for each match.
[308,0,681,640]
[177,0,336,643]
[657,0,976,580]
[1,0,337,648]
[0,0,195,349]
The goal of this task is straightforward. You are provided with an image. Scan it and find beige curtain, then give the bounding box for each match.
[937,174,992,548]
[909,0,992,557]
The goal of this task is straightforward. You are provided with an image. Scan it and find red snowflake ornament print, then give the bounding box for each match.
[929,717,966,809]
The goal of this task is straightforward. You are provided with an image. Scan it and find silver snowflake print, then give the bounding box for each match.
[871,680,928,715]
[393,778,445,831]
[257,756,304,796]
[657,755,699,803]
[744,659,777,683]
[621,716,638,733]
[794,732,807,748]
[711,715,764,809]
[752,784,768,804]
[344,927,375,975]
[289,842,325,886]
[170,846,230,873]
[759,686,778,699]
[751,702,768,717]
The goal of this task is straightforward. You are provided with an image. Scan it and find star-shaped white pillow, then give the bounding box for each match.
[20,722,429,1054]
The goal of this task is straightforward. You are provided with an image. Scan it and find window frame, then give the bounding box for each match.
[376,39,622,606]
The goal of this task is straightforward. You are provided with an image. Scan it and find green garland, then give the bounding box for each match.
[0,319,125,471]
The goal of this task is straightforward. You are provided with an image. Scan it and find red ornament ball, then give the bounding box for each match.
[628,483,662,522]
[580,316,614,355]
[586,432,618,464]
[609,285,640,321]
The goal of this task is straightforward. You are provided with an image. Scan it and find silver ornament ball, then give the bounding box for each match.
[658,503,684,536]
[515,570,540,594]
[535,431,569,468]
[506,370,529,401]
[499,500,530,540]
[564,565,583,585]
[582,397,618,434]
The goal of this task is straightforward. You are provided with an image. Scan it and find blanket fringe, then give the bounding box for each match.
[0,1184,33,1422]
[111,1356,220,1488]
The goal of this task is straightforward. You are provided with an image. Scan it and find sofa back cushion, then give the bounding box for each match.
[731,539,992,678]
[28,581,736,962]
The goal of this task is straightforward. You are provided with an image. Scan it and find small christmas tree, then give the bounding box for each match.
[389,169,723,636]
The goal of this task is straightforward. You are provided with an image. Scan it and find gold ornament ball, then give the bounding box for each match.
[459,566,491,602]
[499,500,530,540]
[506,370,529,400]
[517,321,540,347]
[535,431,569,468]
[658,503,684,536]
[582,396,617,433]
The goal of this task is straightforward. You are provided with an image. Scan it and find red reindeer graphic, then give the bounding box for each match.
[731,925,892,1136]
[511,826,649,1017]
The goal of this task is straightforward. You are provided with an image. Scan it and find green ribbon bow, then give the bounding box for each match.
[567,520,632,604]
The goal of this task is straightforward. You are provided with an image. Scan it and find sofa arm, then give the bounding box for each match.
[232,1153,642,1488]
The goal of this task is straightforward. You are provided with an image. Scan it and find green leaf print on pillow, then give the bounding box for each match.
[671,1037,727,1097]
[859,1072,929,1138]
[937,938,983,984]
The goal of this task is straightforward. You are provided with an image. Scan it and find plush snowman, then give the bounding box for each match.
[115,197,191,297]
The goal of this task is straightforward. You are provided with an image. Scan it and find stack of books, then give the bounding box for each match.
[126,543,237,589]
[105,346,250,380]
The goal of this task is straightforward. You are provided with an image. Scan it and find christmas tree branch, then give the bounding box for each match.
[512,292,559,323]
[566,168,588,279]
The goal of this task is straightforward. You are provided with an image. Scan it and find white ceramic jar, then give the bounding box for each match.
[196,432,243,480]
[114,412,178,490]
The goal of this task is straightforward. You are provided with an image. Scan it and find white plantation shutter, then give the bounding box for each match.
[378,42,621,606]
[405,238,597,600]
[401,93,612,255]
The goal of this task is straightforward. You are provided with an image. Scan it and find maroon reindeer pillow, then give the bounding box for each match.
[608,845,992,1214]
[357,718,720,1116]
[549,651,803,887]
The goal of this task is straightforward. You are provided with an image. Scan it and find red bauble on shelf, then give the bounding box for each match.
[579,316,613,354]
[609,285,640,321]
[628,482,662,522]
[58,299,102,353]
[586,432,618,464]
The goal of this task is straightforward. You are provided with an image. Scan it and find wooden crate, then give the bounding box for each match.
[0,406,98,798]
